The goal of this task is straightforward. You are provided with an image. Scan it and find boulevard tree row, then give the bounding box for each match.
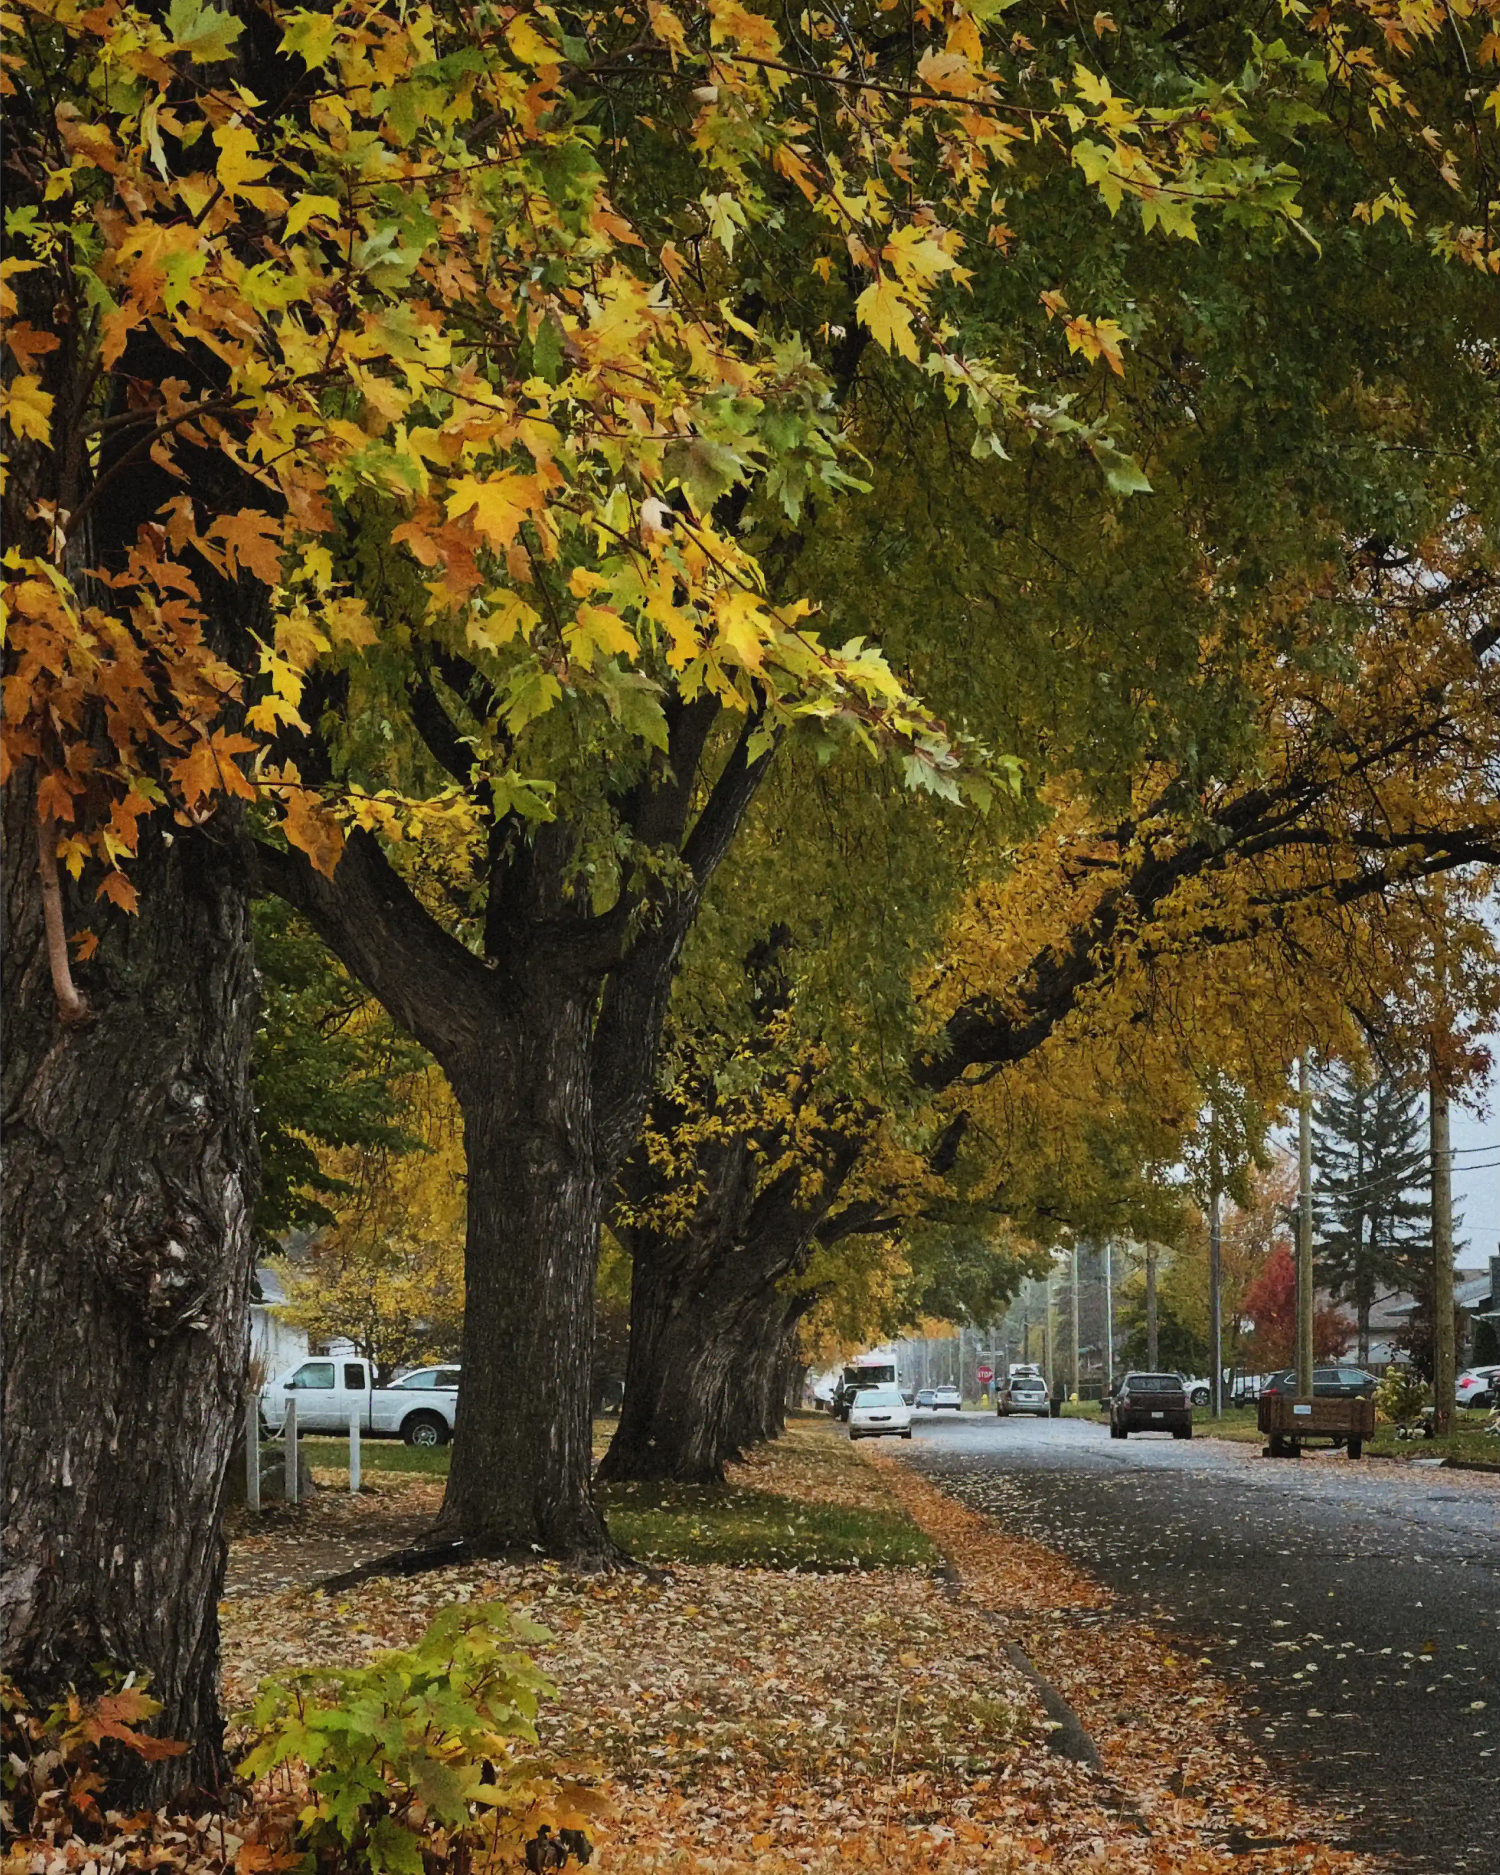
[3,0,1498,1801]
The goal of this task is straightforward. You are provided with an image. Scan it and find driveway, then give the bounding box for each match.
[899,1411,1498,1872]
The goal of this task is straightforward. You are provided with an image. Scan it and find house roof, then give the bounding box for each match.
[252,1262,290,1305]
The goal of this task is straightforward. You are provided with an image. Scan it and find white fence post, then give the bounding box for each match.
[285,1397,299,1506]
[348,1408,361,1495]
[245,1394,261,1513]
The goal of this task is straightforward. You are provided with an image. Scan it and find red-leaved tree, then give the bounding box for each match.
[1241,1246,1352,1369]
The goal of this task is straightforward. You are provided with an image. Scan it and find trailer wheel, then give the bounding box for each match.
[403,1411,449,1448]
[1347,1436,1364,1460]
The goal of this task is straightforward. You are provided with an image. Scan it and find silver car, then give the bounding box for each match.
[997,1374,1049,1417]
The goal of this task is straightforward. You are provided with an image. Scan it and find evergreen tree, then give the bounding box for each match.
[1313,1063,1429,1362]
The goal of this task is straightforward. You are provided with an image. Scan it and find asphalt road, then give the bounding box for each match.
[897,1411,1499,1872]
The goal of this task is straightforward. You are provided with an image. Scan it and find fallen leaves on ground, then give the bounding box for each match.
[209,1426,1385,1873]
[869,1448,1381,1873]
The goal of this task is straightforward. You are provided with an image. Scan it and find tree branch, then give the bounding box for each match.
[254,831,497,1068]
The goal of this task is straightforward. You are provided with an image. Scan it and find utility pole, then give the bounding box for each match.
[1103,1241,1114,1390]
[1209,1120,1223,1420]
[1297,1054,1315,1394]
[1070,1243,1080,1398]
[1430,1058,1455,1437]
[1044,1270,1055,1380]
[1145,1242,1159,1370]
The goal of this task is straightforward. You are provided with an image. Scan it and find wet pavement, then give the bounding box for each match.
[897,1411,1499,1872]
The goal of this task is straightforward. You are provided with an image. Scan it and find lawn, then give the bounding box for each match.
[298,1420,937,1569]
[300,1435,451,1475]
[596,1476,936,1570]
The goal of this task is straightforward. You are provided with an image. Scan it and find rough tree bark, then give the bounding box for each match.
[257,702,772,1558]
[724,1297,812,1450]
[600,1126,862,1485]
[1,783,258,1800]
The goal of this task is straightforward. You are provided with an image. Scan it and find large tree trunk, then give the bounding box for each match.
[255,704,772,1558]
[596,1220,763,1486]
[725,1299,805,1451]
[601,1132,858,1485]
[437,987,613,1560]
[1,786,258,1802]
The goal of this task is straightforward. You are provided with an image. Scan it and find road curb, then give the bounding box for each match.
[932,1561,1103,1771]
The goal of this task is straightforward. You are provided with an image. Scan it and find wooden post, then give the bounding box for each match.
[1297,1055,1315,1395]
[245,1394,261,1513]
[1145,1242,1159,1370]
[348,1407,362,1494]
[1070,1242,1080,1398]
[285,1396,299,1506]
[1430,1059,1455,1437]
[1209,1133,1223,1419]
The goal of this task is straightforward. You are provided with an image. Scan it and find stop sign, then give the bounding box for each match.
[976,1364,993,1384]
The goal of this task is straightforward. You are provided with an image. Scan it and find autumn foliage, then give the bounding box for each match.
[1240,1244,1353,1370]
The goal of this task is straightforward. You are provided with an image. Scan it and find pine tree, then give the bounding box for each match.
[1313,1063,1429,1363]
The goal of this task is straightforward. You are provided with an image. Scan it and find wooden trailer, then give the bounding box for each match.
[1257,1392,1376,1459]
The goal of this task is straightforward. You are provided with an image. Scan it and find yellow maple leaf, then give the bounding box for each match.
[883,224,958,290]
[713,589,772,673]
[282,782,345,879]
[445,474,535,550]
[4,375,54,445]
[1063,313,1128,376]
[854,274,920,363]
[215,120,277,200]
[567,603,637,666]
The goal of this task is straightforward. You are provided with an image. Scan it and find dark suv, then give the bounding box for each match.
[1261,1366,1376,1400]
[1109,1372,1192,1440]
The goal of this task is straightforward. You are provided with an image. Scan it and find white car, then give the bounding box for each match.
[1178,1375,1212,1407]
[848,1385,913,1440]
[1457,1366,1500,1410]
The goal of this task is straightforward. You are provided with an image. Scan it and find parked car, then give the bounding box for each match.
[997,1374,1050,1417]
[260,1357,460,1446]
[848,1385,913,1440]
[1109,1372,1192,1440]
[1260,1366,1376,1401]
[1177,1374,1212,1407]
[928,1384,962,1410]
[1457,1366,1500,1410]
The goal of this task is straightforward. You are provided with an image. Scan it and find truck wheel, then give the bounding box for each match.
[1174,1425,1192,1440]
[403,1412,449,1448]
[1268,1433,1285,1457]
[900,1428,912,1440]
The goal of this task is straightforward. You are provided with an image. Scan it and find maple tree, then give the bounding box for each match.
[4,0,1499,1785]
[1240,1242,1352,1368]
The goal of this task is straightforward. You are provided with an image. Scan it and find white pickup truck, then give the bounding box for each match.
[260,1357,460,1447]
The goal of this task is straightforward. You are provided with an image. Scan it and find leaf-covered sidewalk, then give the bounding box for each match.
[219,1426,1381,1874]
